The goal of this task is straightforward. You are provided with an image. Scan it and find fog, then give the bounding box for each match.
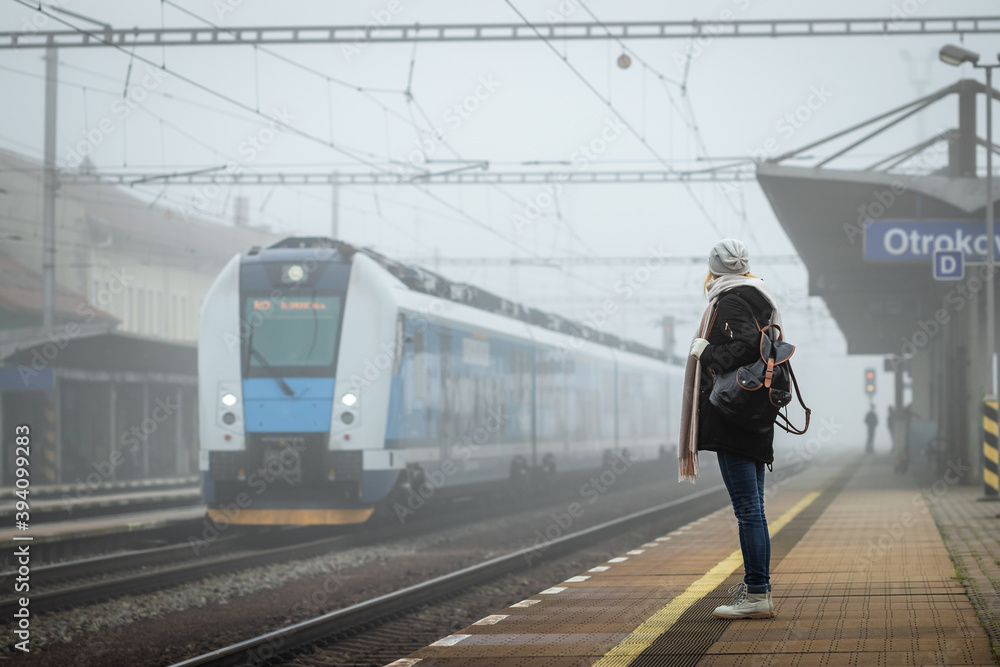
[3,0,997,456]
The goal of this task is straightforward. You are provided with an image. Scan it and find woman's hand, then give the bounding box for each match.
[689,338,709,360]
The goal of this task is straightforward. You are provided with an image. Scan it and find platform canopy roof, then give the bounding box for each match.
[756,79,1000,354]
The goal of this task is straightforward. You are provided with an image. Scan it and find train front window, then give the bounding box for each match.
[244,295,342,369]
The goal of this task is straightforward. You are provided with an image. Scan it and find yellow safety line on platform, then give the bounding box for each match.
[591,490,822,667]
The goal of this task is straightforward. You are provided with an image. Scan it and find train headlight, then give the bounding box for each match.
[222,412,236,425]
[341,411,355,425]
[221,392,238,407]
[340,392,358,407]
[282,264,306,283]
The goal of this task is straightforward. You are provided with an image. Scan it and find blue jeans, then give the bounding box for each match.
[716,450,770,594]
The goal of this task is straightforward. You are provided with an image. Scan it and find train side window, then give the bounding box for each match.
[511,349,520,402]
[393,314,405,375]
[414,327,425,400]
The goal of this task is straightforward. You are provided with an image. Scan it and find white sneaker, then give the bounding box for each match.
[712,583,775,619]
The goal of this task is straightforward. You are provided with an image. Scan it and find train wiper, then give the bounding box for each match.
[245,324,295,397]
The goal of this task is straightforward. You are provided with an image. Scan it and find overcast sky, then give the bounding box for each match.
[2,0,998,447]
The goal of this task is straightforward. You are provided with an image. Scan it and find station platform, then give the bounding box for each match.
[0,474,198,500]
[396,453,1000,666]
[0,505,205,545]
[0,485,201,519]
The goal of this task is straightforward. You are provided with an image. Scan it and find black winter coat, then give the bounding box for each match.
[696,285,776,464]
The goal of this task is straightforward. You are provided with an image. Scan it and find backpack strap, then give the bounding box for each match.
[774,363,811,435]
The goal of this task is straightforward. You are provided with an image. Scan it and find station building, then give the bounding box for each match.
[0,148,280,486]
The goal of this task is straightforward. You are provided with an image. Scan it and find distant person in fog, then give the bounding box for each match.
[887,405,896,445]
[865,405,878,454]
[679,238,782,620]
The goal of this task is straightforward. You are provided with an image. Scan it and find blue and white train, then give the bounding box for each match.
[198,238,684,525]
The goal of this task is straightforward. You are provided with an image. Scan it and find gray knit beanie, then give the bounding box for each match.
[708,238,750,275]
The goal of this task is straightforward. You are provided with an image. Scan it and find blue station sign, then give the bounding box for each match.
[864,220,1000,262]
[0,367,53,391]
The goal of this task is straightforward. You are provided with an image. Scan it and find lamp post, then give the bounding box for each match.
[940,45,999,397]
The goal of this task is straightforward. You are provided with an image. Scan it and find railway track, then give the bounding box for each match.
[0,526,342,618]
[0,469,619,618]
[168,483,729,667]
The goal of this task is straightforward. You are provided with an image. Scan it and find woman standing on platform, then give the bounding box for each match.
[678,238,783,619]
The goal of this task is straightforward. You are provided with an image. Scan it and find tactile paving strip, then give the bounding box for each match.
[693,463,997,667]
[395,458,998,667]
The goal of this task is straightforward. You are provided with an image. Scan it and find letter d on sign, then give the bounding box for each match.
[933,250,964,281]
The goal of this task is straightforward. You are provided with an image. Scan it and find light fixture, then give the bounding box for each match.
[617,53,632,69]
[221,392,238,407]
[283,264,306,282]
[939,44,980,66]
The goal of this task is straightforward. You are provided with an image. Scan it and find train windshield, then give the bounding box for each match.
[244,295,343,371]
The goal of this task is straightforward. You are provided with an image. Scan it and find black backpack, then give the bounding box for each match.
[706,301,811,436]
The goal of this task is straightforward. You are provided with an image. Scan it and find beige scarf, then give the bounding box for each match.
[678,275,783,482]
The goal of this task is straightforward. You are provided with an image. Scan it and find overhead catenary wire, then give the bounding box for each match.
[28,60,393,162]
[9,1,385,171]
[576,0,747,225]
[160,0,430,138]
[164,0,435,165]
[9,1,622,296]
[569,1,787,292]
[405,66,604,259]
[6,5,529,254]
[4,0,812,316]
[502,0,726,240]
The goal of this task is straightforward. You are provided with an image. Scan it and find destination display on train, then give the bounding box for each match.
[864,220,1000,262]
[252,299,329,311]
